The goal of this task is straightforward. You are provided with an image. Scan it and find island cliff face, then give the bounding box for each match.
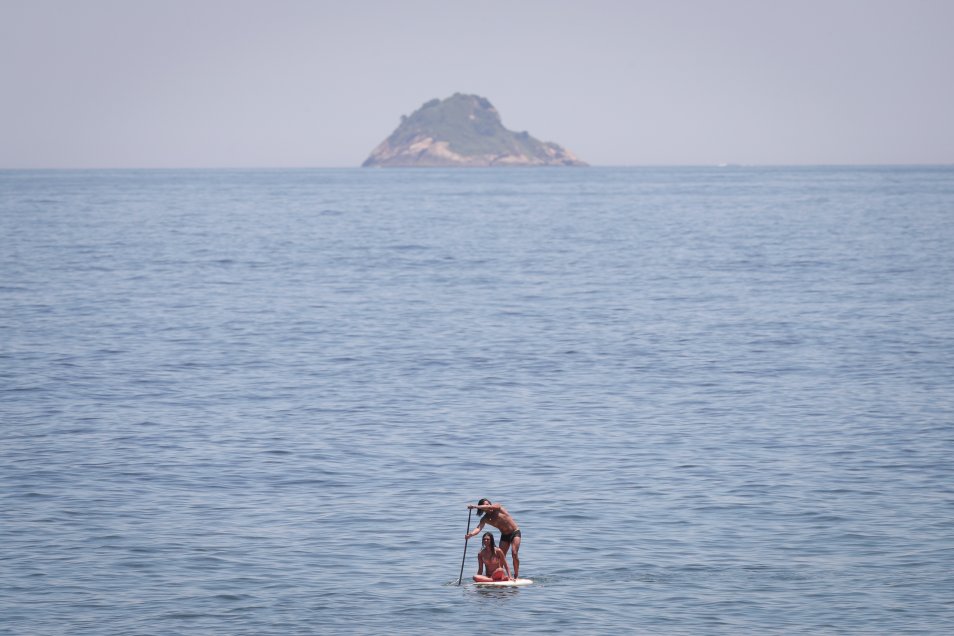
[362,94,587,167]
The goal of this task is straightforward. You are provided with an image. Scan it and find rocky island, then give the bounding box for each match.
[362,93,587,167]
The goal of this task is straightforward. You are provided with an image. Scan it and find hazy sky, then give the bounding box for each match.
[2,0,952,168]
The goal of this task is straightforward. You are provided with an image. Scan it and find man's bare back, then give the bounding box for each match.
[472,503,517,534]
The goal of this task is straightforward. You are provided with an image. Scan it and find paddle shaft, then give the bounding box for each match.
[457,508,473,585]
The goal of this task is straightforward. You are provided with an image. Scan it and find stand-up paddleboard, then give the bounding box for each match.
[474,578,533,587]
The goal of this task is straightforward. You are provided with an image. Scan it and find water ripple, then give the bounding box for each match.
[2,167,953,634]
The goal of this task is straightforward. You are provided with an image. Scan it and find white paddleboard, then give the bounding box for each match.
[474,578,533,587]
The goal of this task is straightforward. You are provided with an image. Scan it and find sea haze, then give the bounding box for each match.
[2,166,953,634]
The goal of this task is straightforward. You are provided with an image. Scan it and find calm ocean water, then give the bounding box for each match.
[2,166,953,634]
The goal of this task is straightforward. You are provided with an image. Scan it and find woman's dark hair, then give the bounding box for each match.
[476,498,491,517]
[481,531,496,550]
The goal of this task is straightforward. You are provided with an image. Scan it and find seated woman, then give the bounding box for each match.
[473,532,513,582]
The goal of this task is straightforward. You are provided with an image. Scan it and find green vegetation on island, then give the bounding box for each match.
[362,94,586,167]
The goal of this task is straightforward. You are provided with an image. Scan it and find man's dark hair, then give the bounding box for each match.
[477,498,491,517]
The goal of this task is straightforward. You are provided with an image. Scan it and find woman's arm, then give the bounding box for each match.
[498,548,513,580]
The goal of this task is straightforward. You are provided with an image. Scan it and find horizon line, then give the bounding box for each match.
[2,162,953,171]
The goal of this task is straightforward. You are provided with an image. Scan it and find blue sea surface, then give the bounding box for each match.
[2,166,953,634]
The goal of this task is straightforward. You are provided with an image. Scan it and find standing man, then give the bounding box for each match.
[465,498,522,578]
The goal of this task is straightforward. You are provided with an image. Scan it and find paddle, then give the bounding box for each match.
[457,508,473,585]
